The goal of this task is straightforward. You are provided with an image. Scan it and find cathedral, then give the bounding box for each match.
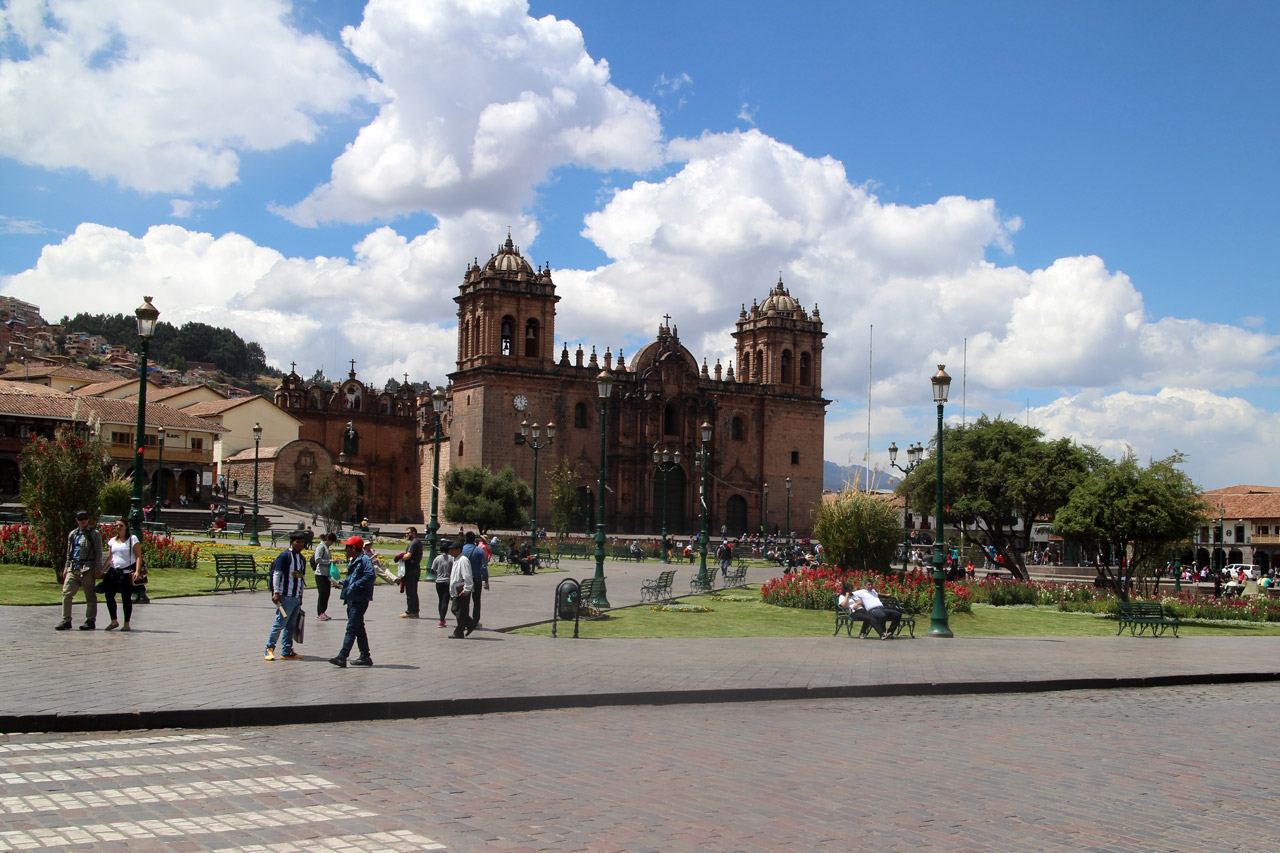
[443,236,828,537]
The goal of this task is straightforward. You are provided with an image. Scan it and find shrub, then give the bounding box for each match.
[811,490,900,572]
[98,476,133,518]
[19,427,107,573]
[761,565,973,614]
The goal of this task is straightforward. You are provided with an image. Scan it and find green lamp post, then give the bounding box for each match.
[129,296,159,540]
[654,447,681,563]
[154,425,165,523]
[785,476,792,561]
[928,364,954,637]
[249,422,262,546]
[889,440,924,572]
[762,481,769,537]
[696,420,713,590]
[520,417,555,560]
[591,369,613,607]
[427,387,446,568]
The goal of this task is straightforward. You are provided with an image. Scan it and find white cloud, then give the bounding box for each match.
[0,0,363,193]
[169,199,219,219]
[0,215,57,235]
[0,216,533,383]
[736,103,757,125]
[279,0,664,225]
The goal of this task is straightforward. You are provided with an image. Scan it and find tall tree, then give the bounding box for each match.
[1054,450,1207,600]
[898,416,1098,580]
[20,426,108,576]
[443,466,531,535]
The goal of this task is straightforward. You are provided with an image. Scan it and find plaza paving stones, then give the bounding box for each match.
[2,684,1277,851]
[4,557,1280,731]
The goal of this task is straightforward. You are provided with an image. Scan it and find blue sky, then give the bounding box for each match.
[2,0,1278,487]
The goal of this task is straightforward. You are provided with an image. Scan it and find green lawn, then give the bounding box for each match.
[511,593,1280,639]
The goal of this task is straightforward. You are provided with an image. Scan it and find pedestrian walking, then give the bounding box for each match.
[101,519,141,632]
[264,530,308,660]
[431,541,454,627]
[395,527,423,618]
[55,510,102,631]
[447,539,474,639]
[330,536,375,667]
[313,532,337,620]
[461,531,488,630]
[716,540,731,578]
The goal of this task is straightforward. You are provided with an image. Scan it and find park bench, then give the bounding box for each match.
[835,595,916,639]
[490,541,510,562]
[208,521,247,539]
[689,570,717,595]
[270,527,312,547]
[612,545,644,562]
[98,514,120,525]
[537,550,559,569]
[640,569,677,603]
[142,521,170,537]
[1116,601,1181,637]
[578,577,606,618]
[723,565,749,588]
[213,553,269,592]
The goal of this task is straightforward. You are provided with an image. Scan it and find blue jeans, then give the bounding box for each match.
[338,600,370,660]
[265,595,302,654]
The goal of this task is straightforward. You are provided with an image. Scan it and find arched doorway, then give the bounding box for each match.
[1212,548,1226,571]
[1196,548,1210,568]
[651,467,686,535]
[1257,552,1271,574]
[1228,548,1244,565]
[725,494,748,537]
[179,470,199,502]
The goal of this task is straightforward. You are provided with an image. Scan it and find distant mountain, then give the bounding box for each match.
[823,460,897,492]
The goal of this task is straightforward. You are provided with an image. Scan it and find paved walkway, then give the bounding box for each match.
[4,557,1280,733]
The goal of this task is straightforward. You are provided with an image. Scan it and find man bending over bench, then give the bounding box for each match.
[838,581,901,640]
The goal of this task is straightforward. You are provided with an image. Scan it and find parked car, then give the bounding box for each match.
[1224,563,1260,579]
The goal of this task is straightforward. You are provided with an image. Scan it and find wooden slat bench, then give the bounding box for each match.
[578,577,606,618]
[689,570,717,595]
[1116,601,1180,637]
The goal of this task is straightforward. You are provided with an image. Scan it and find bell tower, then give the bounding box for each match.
[732,276,825,395]
[454,234,559,372]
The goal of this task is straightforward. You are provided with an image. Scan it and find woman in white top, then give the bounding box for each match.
[102,519,142,631]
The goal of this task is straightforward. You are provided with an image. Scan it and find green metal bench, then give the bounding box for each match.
[142,521,170,537]
[612,545,644,562]
[836,595,916,639]
[723,565,749,589]
[578,577,606,618]
[1116,601,1180,637]
[689,570,717,595]
[213,553,269,592]
[640,569,677,603]
[270,526,312,547]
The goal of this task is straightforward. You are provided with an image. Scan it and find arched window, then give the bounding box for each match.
[310,393,321,409]
[458,440,464,457]
[731,416,745,441]
[524,318,539,358]
[800,352,812,386]
[755,349,765,381]
[460,319,469,359]
[740,351,751,381]
[299,473,312,495]
[574,402,588,429]
[781,350,793,384]
[501,315,514,356]
[663,404,678,436]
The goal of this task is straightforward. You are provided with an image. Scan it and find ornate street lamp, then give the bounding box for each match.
[763,481,769,538]
[929,364,954,637]
[520,417,555,560]
[696,420,713,590]
[653,447,681,563]
[888,440,924,572]
[785,476,792,560]
[591,369,613,607]
[154,425,166,524]
[129,296,159,539]
[427,387,446,567]
[249,422,262,546]
[337,451,347,535]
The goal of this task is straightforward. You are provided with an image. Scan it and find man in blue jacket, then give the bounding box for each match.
[461,531,489,631]
[330,535,375,667]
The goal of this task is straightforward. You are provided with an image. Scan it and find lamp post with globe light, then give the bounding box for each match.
[427,387,446,566]
[696,421,713,590]
[591,369,613,607]
[154,425,165,524]
[654,447,681,563]
[520,418,555,560]
[249,422,262,547]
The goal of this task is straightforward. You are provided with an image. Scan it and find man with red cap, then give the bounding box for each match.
[330,535,376,667]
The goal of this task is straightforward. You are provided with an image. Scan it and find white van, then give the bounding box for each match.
[1224,563,1260,579]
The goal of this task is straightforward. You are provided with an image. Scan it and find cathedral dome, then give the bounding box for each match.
[484,234,534,274]
[761,277,799,313]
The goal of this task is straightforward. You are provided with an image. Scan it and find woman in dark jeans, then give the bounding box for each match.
[314,533,337,620]
[102,519,142,631]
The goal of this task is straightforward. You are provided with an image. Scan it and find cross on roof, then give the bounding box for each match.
[290,361,296,373]
[349,359,357,375]
[662,313,672,327]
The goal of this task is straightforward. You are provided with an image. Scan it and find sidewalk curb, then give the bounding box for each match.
[5,670,1278,734]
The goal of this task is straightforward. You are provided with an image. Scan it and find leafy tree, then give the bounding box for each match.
[19,427,108,574]
[546,458,584,538]
[898,416,1099,580]
[443,465,531,535]
[305,470,356,534]
[812,489,901,572]
[1054,450,1207,600]
[98,476,133,518]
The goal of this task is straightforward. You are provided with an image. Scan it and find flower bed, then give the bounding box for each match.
[1058,590,1280,623]
[0,524,200,569]
[761,566,973,614]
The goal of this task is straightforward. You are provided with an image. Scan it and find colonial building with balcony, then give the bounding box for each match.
[1193,485,1280,574]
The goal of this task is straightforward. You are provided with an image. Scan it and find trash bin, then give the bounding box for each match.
[552,578,581,638]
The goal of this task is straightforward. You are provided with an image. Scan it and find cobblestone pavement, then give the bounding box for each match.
[2,682,1277,851]
[4,557,1280,731]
